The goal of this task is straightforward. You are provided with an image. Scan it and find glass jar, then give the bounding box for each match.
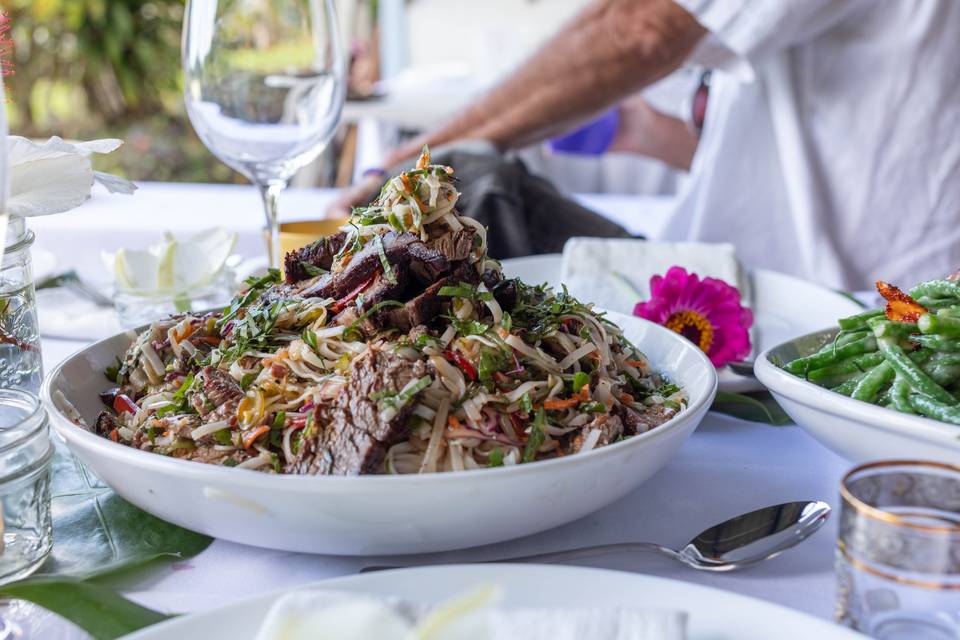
[113,266,237,330]
[0,218,43,394]
[0,389,53,583]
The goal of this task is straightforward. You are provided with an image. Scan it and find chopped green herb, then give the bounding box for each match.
[373,375,432,415]
[438,282,493,302]
[269,411,286,447]
[374,235,398,285]
[343,300,405,341]
[218,269,281,328]
[572,371,591,393]
[300,263,325,277]
[523,408,546,463]
[222,458,238,467]
[155,372,197,417]
[519,393,533,414]
[213,429,234,446]
[578,401,607,414]
[448,317,490,337]
[488,448,505,468]
[478,349,507,389]
[302,329,319,352]
[240,371,258,389]
[415,333,437,349]
[105,357,123,384]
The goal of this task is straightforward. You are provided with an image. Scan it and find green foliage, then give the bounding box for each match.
[4,0,237,182]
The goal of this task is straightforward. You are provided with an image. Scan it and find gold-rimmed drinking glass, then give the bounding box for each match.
[836,460,960,639]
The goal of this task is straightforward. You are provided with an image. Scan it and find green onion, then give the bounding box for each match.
[523,408,546,463]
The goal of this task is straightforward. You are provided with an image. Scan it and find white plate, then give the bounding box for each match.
[42,311,717,555]
[755,328,960,464]
[501,256,864,393]
[123,564,864,640]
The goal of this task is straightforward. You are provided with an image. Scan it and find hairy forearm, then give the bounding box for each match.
[388,0,705,165]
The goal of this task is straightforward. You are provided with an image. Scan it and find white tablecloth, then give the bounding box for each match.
[34,184,848,621]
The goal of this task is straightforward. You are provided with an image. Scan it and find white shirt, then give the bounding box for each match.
[666,0,960,290]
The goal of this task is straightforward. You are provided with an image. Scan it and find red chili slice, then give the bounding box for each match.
[443,350,477,381]
[113,393,139,415]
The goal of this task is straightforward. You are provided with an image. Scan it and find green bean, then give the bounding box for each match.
[838,309,884,331]
[915,297,956,310]
[918,313,960,337]
[909,280,960,301]
[870,319,919,340]
[908,394,960,425]
[915,334,960,352]
[877,337,956,404]
[851,362,894,402]
[807,352,885,383]
[784,335,877,374]
[889,377,915,414]
[832,371,869,396]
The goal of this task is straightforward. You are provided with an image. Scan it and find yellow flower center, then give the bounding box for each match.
[665,310,714,353]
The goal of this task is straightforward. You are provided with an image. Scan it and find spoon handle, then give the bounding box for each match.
[360,542,677,573]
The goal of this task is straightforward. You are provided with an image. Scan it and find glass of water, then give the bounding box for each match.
[836,460,960,639]
[182,0,346,270]
[0,389,53,582]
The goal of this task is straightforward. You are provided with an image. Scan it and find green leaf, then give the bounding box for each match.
[0,578,169,640]
[523,408,546,462]
[711,391,793,425]
[35,440,212,580]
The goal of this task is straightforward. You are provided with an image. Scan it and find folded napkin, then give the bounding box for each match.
[37,288,122,342]
[255,589,687,640]
[559,238,751,315]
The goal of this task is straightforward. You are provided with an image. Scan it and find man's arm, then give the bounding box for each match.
[386,0,706,165]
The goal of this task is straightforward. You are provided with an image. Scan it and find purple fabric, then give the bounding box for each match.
[548,109,620,155]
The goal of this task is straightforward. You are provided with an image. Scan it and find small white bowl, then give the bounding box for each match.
[42,311,717,555]
[755,328,960,464]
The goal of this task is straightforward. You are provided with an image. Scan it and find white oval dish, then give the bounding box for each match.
[41,310,717,555]
[755,328,960,464]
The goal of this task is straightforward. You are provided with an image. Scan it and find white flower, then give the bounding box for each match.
[6,136,136,217]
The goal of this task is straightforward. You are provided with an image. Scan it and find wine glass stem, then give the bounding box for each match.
[259,181,285,270]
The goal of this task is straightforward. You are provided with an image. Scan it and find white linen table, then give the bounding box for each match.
[33,183,849,622]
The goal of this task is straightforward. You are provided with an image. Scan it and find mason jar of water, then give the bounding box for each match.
[0,389,53,582]
[0,218,42,394]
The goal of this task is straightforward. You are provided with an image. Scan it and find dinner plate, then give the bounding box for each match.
[501,255,865,393]
[42,311,717,555]
[755,328,960,464]
[123,564,864,640]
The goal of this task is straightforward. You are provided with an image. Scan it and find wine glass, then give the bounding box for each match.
[182,0,346,269]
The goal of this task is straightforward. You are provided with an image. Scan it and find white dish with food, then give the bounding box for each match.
[124,564,864,640]
[755,328,960,464]
[42,312,714,555]
[41,152,716,555]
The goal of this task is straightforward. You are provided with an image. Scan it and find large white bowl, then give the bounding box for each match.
[755,328,960,464]
[41,310,717,555]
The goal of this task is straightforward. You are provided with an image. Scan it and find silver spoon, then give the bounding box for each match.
[362,500,830,573]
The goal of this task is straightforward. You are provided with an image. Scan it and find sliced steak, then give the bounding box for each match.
[428,228,475,262]
[300,232,450,301]
[201,366,243,423]
[288,348,428,475]
[283,232,347,284]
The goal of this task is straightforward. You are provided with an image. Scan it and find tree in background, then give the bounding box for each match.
[4,0,236,182]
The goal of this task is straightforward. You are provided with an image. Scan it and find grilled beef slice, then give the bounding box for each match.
[284,232,347,284]
[613,403,672,435]
[427,228,475,263]
[563,414,624,455]
[201,366,244,422]
[288,349,428,475]
[298,232,451,301]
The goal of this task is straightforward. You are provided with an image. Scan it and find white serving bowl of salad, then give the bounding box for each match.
[755,328,960,464]
[42,311,716,555]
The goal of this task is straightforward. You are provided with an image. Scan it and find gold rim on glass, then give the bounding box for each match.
[837,540,960,590]
[840,459,960,534]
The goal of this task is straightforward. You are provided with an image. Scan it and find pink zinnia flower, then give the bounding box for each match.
[633,266,753,368]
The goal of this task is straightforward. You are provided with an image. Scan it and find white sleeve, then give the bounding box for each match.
[674,0,868,78]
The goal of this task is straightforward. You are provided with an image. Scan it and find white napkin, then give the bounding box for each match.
[559,238,751,315]
[37,288,121,342]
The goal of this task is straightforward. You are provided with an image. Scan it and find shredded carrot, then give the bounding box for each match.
[109,429,119,442]
[447,416,463,430]
[625,359,646,368]
[242,425,270,449]
[195,336,221,346]
[543,386,590,410]
[619,393,635,404]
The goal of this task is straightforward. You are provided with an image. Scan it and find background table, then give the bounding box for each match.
[33,184,850,621]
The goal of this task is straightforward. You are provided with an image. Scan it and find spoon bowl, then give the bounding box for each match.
[362,500,831,573]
